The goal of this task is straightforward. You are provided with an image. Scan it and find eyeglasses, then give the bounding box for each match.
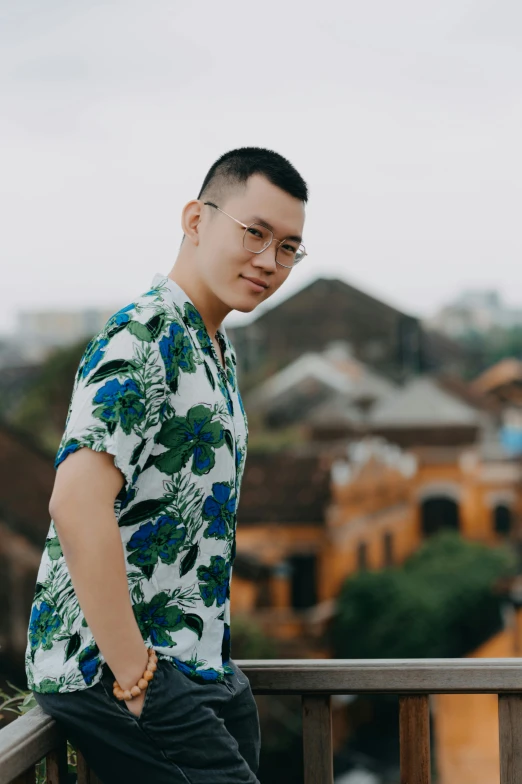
[203,201,307,268]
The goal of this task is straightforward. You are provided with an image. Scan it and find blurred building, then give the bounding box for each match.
[3,306,118,364]
[227,277,468,383]
[428,289,522,339]
[0,423,54,668]
[472,359,522,457]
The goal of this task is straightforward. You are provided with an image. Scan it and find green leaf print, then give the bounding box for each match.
[126,515,187,575]
[184,613,204,640]
[64,632,82,662]
[197,556,231,607]
[45,536,63,561]
[132,592,203,646]
[145,312,166,339]
[127,321,155,342]
[224,429,234,456]
[28,601,62,652]
[38,678,62,694]
[154,404,225,477]
[92,378,146,436]
[119,498,167,527]
[180,543,199,576]
[158,321,197,393]
[204,361,216,390]
[86,359,139,385]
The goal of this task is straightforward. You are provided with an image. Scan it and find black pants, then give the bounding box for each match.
[34,658,261,783]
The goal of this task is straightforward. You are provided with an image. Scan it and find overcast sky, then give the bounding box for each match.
[2,0,521,335]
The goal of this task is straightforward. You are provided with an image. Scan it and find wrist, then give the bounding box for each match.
[114,645,152,692]
[113,646,158,701]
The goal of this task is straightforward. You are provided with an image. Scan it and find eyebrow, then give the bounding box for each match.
[250,215,303,244]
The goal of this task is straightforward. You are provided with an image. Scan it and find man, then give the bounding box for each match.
[26,147,308,784]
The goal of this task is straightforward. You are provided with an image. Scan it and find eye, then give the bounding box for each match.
[247,227,264,239]
[280,242,298,255]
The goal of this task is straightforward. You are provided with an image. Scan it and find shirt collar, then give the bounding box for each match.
[150,272,230,358]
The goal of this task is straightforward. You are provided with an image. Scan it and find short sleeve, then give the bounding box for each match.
[55,321,167,490]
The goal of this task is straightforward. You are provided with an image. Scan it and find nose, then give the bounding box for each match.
[251,243,277,273]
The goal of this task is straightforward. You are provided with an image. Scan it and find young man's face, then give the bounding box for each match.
[196,174,306,314]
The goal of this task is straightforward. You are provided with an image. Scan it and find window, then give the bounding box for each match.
[383,532,394,567]
[494,504,512,536]
[289,554,317,609]
[357,542,368,571]
[421,497,460,537]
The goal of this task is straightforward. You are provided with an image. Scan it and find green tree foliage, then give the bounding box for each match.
[458,326,522,379]
[10,340,87,453]
[230,614,278,659]
[332,531,518,659]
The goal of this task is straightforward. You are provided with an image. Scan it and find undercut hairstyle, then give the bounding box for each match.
[197,147,308,205]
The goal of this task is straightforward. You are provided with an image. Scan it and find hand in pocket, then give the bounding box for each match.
[125,688,146,718]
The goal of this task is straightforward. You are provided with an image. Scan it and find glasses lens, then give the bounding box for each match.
[276,241,306,266]
[243,223,272,254]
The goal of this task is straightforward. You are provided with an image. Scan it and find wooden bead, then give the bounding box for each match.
[122,690,133,701]
[115,689,125,700]
[143,670,154,681]
[147,661,157,672]
[113,680,119,689]
[138,678,148,690]
[130,685,141,697]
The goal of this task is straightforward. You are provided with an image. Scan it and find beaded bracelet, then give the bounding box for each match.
[112,646,158,701]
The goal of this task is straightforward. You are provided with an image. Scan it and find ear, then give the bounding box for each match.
[181,199,203,246]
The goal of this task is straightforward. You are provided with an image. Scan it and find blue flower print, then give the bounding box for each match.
[171,657,223,683]
[92,378,145,435]
[127,515,186,571]
[54,439,82,470]
[203,483,236,540]
[159,321,196,392]
[78,643,100,686]
[183,303,213,355]
[132,593,197,647]
[80,337,109,379]
[29,601,61,651]
[197,556,231,607]
[106,303,135,331]
[118,485,137,511]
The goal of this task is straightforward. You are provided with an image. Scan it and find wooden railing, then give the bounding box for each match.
[2,658,522,783]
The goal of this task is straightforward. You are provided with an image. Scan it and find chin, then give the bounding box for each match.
[227,298,260,314]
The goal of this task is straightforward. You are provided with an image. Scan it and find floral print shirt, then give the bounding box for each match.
[25,273,248,694]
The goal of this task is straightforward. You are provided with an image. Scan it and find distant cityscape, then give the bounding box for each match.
[2,285,522,370]
[3,275,522,783]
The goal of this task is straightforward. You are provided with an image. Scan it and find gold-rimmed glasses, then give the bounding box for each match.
[203,201,306,268]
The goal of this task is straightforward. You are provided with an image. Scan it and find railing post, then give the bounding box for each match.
[302,694,333,784]
[76,749,103,784]
[399,695,431,784]
[45,738,68,783]
[499,694,522,783]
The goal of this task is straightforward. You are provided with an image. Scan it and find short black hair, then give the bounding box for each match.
[197,147,308,204]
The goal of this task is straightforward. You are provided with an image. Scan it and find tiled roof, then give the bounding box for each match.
[369,376,481,428]
[471,359,522,395]
[237,451,331,525]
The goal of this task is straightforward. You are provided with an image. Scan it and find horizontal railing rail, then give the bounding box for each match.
[2,659,522,784]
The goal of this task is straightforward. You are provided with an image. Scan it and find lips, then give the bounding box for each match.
[241,275,269,290]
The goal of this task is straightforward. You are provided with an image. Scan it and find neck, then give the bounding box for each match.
[167,256,231,338]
